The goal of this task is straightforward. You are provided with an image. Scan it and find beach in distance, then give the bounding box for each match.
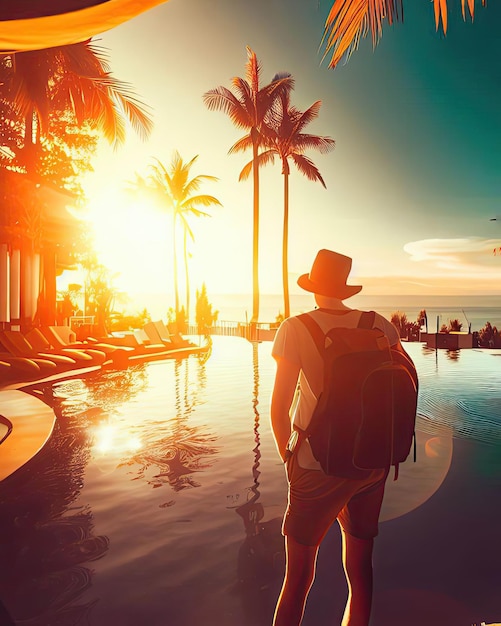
[207,293,501,332]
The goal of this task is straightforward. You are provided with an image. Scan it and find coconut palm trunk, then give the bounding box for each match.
[173,209,180,315]
[251,129,260,323]
[183,226,190,323]
[282,159,290,319]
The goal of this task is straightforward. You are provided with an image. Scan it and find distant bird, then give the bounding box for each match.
[490,216,501,221]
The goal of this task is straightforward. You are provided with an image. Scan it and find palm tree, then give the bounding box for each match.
[321,0,486,69]
[0,39,153,173]
[238,89,335,318]
[203,47,294,323]
[132,152,221,321]
[178,208,198,323]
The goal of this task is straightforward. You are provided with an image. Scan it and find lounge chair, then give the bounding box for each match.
[143,321,192,349]
[42,325,133,359]
[132,327,167,351]
[0,331,65,376]
[0,357,42,386]
[25,328,107,366]
[152,320,192,347]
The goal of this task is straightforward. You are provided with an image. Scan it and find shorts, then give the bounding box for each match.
[283,451,388,546]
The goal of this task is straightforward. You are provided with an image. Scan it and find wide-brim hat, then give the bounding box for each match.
[297,249,362,299]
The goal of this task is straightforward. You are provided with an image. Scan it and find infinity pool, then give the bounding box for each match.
[0,338,500,625]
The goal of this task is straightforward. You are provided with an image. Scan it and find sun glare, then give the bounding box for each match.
[85,187,170,301]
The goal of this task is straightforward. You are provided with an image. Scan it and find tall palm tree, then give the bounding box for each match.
[133,152,221,320]
[0,39,153,173]
[203,47,294,323]
[178,208,197,323]
[322,0,486,69]
[238,90,335,318]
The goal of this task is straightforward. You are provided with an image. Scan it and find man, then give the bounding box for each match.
[271,249,411,626]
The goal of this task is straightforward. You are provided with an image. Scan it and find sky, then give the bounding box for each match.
[68,0,501,318]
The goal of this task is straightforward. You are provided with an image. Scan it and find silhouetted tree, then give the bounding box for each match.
[239,87,334,318]
[203,47,293,322]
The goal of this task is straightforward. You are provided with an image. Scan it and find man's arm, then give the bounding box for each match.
[270,356,300,462]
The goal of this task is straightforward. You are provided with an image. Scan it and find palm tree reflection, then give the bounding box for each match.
[234,342,285,623]
[122,355,219,493]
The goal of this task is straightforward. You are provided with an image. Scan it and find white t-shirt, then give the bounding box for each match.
[271,308,400,470]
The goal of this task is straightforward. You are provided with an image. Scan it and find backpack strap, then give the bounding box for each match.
[357,310,376,329]
[297,313,325,355]
[298,310,377,352]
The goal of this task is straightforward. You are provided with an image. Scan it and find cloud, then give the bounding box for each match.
[403,237,501,272]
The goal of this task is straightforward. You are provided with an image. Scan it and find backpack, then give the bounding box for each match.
[296,310,418,480]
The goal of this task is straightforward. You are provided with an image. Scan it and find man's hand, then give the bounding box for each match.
[270,356,300,462]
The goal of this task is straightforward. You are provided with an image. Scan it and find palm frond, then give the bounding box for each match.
[91,88,126,147]
[461,0,485,21]
[238,150,276,181]
[293,134,336,154]
[259,74,295,113]
[228,134,253,154]
[56,42,153,144]
[292,101,322,133]
[231,76,252,105]
[245,46,261,95]
[434,0,447,32]
[321,0,403,69]
[291,153,327,187]
[203,85,251,129]
[181,194,222,209]
[184,174,219,197]
[239,160,253,181]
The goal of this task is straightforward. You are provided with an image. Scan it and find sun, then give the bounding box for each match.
[84,186,171,304]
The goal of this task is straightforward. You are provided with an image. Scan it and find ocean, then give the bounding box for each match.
[210,293,501,333]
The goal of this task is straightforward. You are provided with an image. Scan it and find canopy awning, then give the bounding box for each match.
[0,0,168,53]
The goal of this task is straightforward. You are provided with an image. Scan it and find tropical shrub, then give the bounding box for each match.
[109,309,151,332]
[417,309,427,329]
[478,322,501,348]
[448,318,463,332]
[391,311,408,338]
[439,319,464,333]
[196,283,218,336]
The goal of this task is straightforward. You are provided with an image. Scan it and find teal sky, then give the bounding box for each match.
[77,0,501,315]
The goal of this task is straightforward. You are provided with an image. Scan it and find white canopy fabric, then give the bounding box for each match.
[0,0,168,53]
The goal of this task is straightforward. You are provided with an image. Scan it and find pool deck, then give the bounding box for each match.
[0,389,56,482]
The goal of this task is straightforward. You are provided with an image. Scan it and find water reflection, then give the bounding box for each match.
[234,342,285,624]
[118,354,219,496]
[445,349,460,361]
[83,365,150,408]
[0,390,108,626]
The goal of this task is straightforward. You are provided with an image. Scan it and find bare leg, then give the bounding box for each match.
[340,529,374,626]
[273,535,319,626]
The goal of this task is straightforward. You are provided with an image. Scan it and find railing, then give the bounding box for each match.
[69,315,95,329]
[185,321,278,342]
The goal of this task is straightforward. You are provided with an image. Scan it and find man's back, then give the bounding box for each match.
[272,306,401,471]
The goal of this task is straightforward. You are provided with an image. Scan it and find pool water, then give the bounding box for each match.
[0,338,500,625]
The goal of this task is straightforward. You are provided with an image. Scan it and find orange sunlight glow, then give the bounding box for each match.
[86,186,170,300]
[92,421,143,456]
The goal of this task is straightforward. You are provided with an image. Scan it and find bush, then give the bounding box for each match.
[448,318,463,332]
[478,322,501,348]
[391,311,408,338]
[196,283,218,336]
[108,308,151,332]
